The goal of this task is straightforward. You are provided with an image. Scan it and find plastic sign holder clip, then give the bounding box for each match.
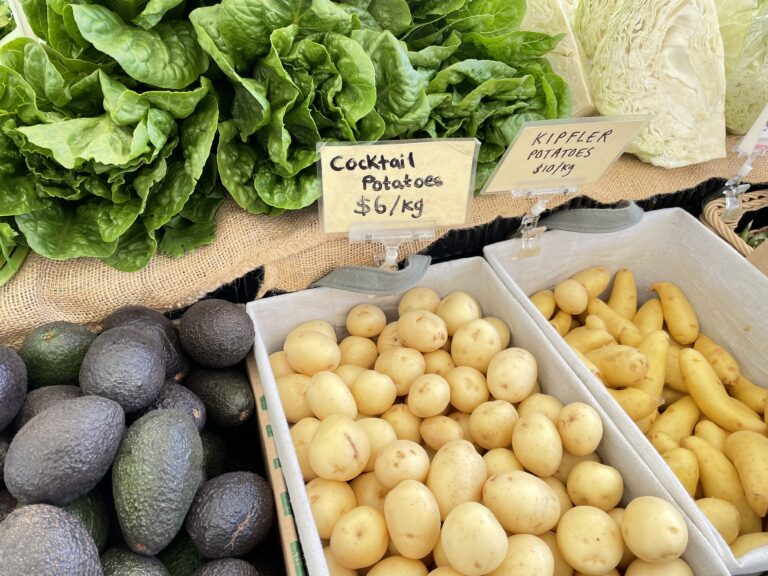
[725,102,768,220]
[510,188,577,260]
[349,221,437,271]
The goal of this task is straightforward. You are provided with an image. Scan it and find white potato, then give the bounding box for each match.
[557,506,623,575]
[539,531,574,576]
[407,374,451,418]
[511,412,563,478]
[606,508,636,570]
[339,336,378,369]
[382,404,423,443]
[427,439,487,520]
[288,320,337,342]
[486,348,538,403]
[269,351,295,377]
[624,558,693,576]
[552,450,601,484]
[284,330,341,376]
[566,461,623,511]
[621,497,688,563]
[377,322,402,353]
[483,448,524,477]
[448,411,483,453]
[517,393,564,423]
[441,502,508,576]
[290,416,321,481]
[335,364,367,388]
[277,373,313,423]
[346,304,387,338]
[375,348,426,396]
[368,556,428,576]
[556,402,603,456]
[330,506,389,569]
[385,479,441,560]
[488,534,554,576]
[324,546,357,576]
[352,370,397,416]
[554,279,589,316]
[357,417,398,473]
[432,537,449,567]
[399,287,442,315]
[420,416,464,451]
[309,415,371,481]
[398,310,449,353]
[428,568,464,576]
[542,476,573,524]
[436,291,483,336]
[307,371,358,420]
[482,470,561,534]
[470,400,519,450]
[306,478,357,539]
[451,319,503,373]
[484,317,511,349]
[446,366,489,413]
[375,439,430,488]
[424,350,456,378]
[351,472,389,513]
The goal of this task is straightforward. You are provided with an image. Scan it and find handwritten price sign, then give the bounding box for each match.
[319,140,479,235]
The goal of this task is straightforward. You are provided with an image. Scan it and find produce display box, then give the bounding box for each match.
[245,355,305,576]
[246,256,727,576]
[483,208,768,575]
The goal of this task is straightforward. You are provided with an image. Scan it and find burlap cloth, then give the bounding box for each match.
[1,136,766,345]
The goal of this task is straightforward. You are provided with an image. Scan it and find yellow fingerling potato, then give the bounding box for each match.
[664,342,688,393]
[607,387,662,421]
[661,386,686,406]
[585,345,649,388]
[635,410,659,434]
[564,328,615,354]
[730,532,768,557]
[555,279,589,316]
[680,349,766,434]
[694,420,729,453]
[724,431,768,517]
[608,269,637,320]
[694,334,740,387]
[530,289,556,320]
[648,395,700,442]
[696,497,740,545]
[588,298,641,343]
[633,298,663,336]
[574,349,601,376]
[585,314,608,331]
[730,375,768,415]
[633,331,669,398]
[550,310,572,337]
[571,266,611,299]
[651,282,699,345]
[647,431,679,454]
[680,435,762,535]
[661,447,699,497]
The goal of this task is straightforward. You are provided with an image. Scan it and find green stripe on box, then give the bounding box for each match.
[266,424,273,437]
[273,457,281,469]
[260,395,267,411]
[281,491,293,517]
[291,541,306,576]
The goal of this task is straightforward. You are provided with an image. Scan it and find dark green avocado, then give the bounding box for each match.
[19,321,95,388]
[185,472,275,559]
[178,300,254,368]
[193,559,258,576]
[4,396,125,505]
[14,384,82,430]
[80,326,166,413]
[102,307,189,382]
[101,547,170,576]
[64,491,110,554]
[0,346,27,433]
[200,430,225,480]
[112,410,203,556]
[140,380,206,432]
[157,529,205,576]
[0,503,102,575]
[185,369,254,427]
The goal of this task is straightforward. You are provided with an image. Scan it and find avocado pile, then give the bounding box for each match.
[0,300,281,576]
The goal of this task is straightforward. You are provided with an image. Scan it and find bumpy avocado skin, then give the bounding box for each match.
[193,559,259,576]
[185,369,254,427]
[19,321,95,388]
[101,547,170,576]
[178,300,254,368]
[14,384,82,430]
[0,346,27,432]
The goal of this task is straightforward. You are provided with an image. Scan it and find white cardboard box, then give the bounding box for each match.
[247,256,728,576]
[484,208,768,575]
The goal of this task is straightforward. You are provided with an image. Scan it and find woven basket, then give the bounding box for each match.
[700,190,768,257]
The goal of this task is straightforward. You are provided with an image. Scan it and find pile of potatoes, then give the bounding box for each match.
[530,266,768,557]
[271,287,693,576]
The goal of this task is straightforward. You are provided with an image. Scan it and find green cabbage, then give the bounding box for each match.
[715,0,768,134]
[588,0,726,168]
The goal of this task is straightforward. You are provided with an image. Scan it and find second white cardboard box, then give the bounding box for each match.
[247,256,728,576]
[484,208,768,575]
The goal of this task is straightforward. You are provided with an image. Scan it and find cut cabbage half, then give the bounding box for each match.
[589,0,726,168]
